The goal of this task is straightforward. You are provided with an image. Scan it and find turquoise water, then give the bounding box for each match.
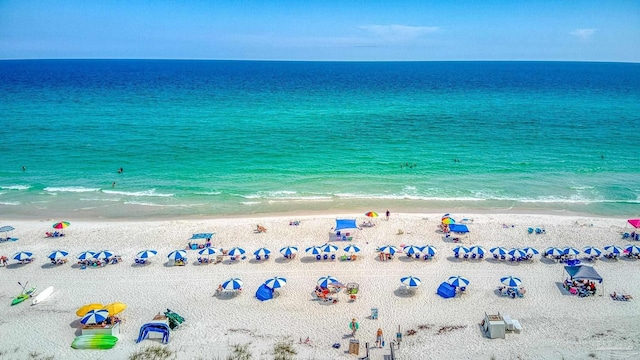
[0,60,639,219]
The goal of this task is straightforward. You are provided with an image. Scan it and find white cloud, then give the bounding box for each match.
[570,28,597,41]
[359,24,439,42]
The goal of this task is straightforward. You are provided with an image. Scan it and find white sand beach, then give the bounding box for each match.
[1,212,639,360]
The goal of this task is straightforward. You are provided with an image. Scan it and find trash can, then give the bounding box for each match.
[348,339,359,355]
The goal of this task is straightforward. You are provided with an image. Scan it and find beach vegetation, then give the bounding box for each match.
[27,352,54,360]
[128,345,175,360]
[272,339,297,360]
[227,343,252,360]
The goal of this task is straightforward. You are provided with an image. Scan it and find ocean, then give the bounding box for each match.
[0,60,639,219]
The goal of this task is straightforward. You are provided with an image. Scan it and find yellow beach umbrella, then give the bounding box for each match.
[76,303,103,317]
[102,302,127,316]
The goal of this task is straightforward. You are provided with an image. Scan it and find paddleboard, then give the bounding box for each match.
[71,334,118,349]
[32,286,54,305]
[11,286,37,306]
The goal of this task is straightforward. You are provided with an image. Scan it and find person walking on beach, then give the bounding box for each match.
[350,318,359,336]
[376,328,384,347]
[385,210,390,221]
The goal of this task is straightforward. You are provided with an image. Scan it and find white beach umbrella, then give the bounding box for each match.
[522,247,540,255]
[447,276,470,288]
[80,309,109,325]
[317,276,339,288]
[136,250,158,259]
[253,247,271,257]
[167,250,187,260]
[48,250,69,260]
[264,276,287,289]
[501,276,522,288]
[604,245,623,255]
[624,244,640,255]
[321,243,339,253]
[305,246,323,255]
[545,247,564,257]
[279,246,298,257]
[490,247,508,256]
[378,245,398,255]
[563,247,580,256]
[343,244,361,253]
[582,246,602,257]
[77,251,96,260]
[12,251,33,261]
[400,276,422,288]
[469,245,487,256]
[93,250,114,259]
[403,245,422,256]
[453,245,469,254]
[198,247,219,256]
[227,247,246,257]
[508,248,526,258]
[420,245,437,257]
[221,278,243,290]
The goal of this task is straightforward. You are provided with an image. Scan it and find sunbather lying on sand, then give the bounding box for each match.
[256,225,267,233]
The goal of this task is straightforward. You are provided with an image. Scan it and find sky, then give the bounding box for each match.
[1,0,639,62]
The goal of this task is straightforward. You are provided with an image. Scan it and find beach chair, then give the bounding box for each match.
[527,228,534,234]
[316,255,321,261]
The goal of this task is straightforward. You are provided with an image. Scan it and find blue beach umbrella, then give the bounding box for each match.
[80,309,110,325]
[321,243,339,253]
[317,276,339,288]
[400,276,422,288]
[305,246,323,255]
[136,250,158,259]
[447,276,470,288]
[624,244,640,255]
[582,246,602,257]
[378,245,398,255]
[199,247,219,256]
[264,276,287,289]
[167,250,187,260]
[279,246,298,257]
[508,248,526,258]
[469,245,487,256]
[490,247,508,256]
[420,245,438,257]
[522,247,540,256]
[13,251,33,261]
[343,244,361,253]
[604,245,623,255]
[545,247,564,257]
[48,250,69,260]
[93,250,114,260]
[253,247,271,257]
[403,245,422,256]
[563,247,580,256]
[77,251,96,260]
[501,276,522,288]
[453,245,469,254]
[227,247,246,257]
[0,225,15,233]
[221,278,243,290]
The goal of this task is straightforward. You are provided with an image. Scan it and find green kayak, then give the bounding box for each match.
[71,335,118,349]
[11,287,37,306]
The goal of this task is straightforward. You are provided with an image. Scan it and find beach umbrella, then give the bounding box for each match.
[545,247,564,257]
[403,245,422,256]
[305,245,323,255]
[378,245,398,255]
[52,221,70,229]
[628,219,640,229]
[469,245,487,256]
[563,247,580,256]
[227,247,246,257]
[253,247,271,257]
[76,303,103,317]
[93,250,114,260]
[80,309,110,325]
[321,243,339,253]
[48,250,69,260]
[604,245,623,255]
[508,248,526,258]
[522,247,540,255]
[441,217,455,225]
[102,302,127,316]
[624,244,640,255]
[447,276,470,288]
[490,247,508,256]
[0,225,15,240]
[400,276,422,288]
[77,251,96,260]
[12,251,33,261]
[365,211,378,218]
[279,246,298,257]
[343,244,361,253]
[501,276,522,288]
[136,250,158,259]
[420,245,437,257]
[221,278,243,290]
[583,246,602,257]
[317,276,339,288]
[453,245,469,254]
[264,276,287,289]
[167,250,187,260]
[199,247,219,256]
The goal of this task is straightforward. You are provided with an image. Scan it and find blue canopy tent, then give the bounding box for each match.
[448,224,469,233]
[335,219,358,231]
[564,265,602,283]
[437,282,456,298]
[190,233,214,239]
[256,284,274,301]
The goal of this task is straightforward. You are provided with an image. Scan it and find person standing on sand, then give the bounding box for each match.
[386,210,390,221]
[350,318,359,336]
[376,328,384,347]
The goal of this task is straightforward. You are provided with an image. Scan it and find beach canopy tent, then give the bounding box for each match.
[564,265,603,283]
[449,224,469,233]
[335,219,358,231]
[255,284,274,301]
[190,233,214,239]
[436,282,456,298]
[628,219,640,229]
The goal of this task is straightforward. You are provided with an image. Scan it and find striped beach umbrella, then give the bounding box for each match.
[378,245,398,255]
[77,251,96,260]
[501,276,522,288]
[52,221,70,229]
[227,247,246,257]
[508,248,526,258]
[447,276,470,288]
[167,250,187,260]
[264,276,287,289]
[403,245,422,256]
[563,247,580,256]
[279,246,298,257]
[13,251,33,261]
[624,244,640,255]
[48,250,69,260]
[317,276,339,288]
[343,244,361,253]
[80,309,109,325]
[321,243,339,253]
[420,245,437,257]
[490,247,508,256]
[400,276,422,288]
[583,246,602,257]
[253,247,271,257]
[199,247,219,256]
[604,245,623,255]
[365,211,378,218]
[221,278,243,290]
[522,247,540,255]
[545,247,564,257]
[469,246,487,256]
[136,250,158,259]
[93,250,114,260]
[453,245,469,254]
[305,246,323,255]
